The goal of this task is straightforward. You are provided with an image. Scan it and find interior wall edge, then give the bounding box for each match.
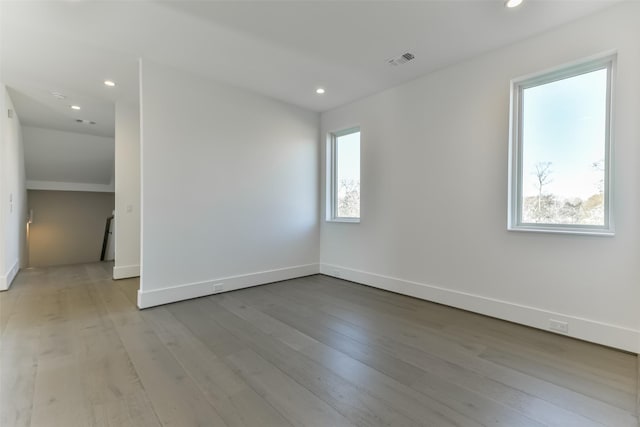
[113,264,140,280]
[319,263,639,354]
[137,263,320,309]
[0,259,19,291]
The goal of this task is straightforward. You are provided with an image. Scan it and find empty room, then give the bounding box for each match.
[1,1,639,426]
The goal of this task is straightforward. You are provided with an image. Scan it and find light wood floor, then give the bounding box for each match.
[1,262,637,427]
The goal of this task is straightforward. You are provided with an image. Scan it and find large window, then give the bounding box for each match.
[508,55,614,235]
[328,127,360,222]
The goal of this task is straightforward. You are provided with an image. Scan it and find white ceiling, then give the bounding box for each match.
[1,0,620,134]
[22,125,115,186]
[7,86,115,138]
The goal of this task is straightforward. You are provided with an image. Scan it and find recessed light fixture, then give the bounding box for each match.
[316,88,325,94]
[70,105,81,110]
[104,80,116,87]
[505,0,523,8]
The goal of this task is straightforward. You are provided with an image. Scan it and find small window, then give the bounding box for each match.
[328,127,360,222]
[508,55,615,235]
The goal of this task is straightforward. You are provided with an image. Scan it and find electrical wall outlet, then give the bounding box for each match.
[549,319,569,334]
[212,283,224,293]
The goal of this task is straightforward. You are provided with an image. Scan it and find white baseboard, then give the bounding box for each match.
[113,264,140,280]
[320,263,639,354]
[0,260,20,291]
[138,263,320,309]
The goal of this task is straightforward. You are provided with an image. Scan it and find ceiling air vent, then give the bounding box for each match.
[388,52,415,66]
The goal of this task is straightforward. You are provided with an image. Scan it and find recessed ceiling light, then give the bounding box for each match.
[104,80,116,87]
[316,88,325,94]
[505,0,523,8]
[70,105,81,110]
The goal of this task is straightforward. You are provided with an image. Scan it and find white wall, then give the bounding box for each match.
[320,2,640,353]
[113,101,141,279]
[22,126,114,192]
[0,86,27,290]
[138,60,319,308]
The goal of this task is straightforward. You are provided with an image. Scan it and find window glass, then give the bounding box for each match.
[335,130,360,219]
[520,69,607,226]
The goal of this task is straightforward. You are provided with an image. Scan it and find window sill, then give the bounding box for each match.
[508,225,614,237]
[327,218,360,224]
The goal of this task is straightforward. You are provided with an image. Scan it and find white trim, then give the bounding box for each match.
[27,180,115,193]
[507,225,614,237]
[137,263,320,309]
[508,52,616,236]
[0,260,19,291]
[113,264,140,280]
[510,50,618,87]
[320,263,639,353]
[326,218,360,224]
[138,57,146,301]
[327,126,361,222]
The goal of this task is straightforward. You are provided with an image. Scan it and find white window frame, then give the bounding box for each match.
[507,53,616,236]
[327,126,361,223]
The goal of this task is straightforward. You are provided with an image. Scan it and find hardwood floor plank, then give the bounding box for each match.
[265,277,638,426]
[479,346,634,410]
[2,265,637,427]
[208,296,432,427]
[106,316,228,427]
[0,283,53,427]
[168,300,428,427]
[197,296,482,427]
[66,284,156,415]
[89,391,161,427]
[226,288,547,427]
[313,274,635,374]
[29,354,92,427]
[227,387,297,427]
[0,280,23,335]
[142,306,293,427]
[113,278,140,307]
[228,348,355,427]
[93,271,228,427]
